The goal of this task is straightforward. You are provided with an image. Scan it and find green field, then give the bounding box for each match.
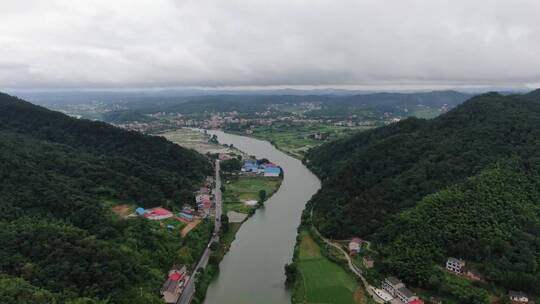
[294,230,363,304]
[222,176,281,213]
[247,123,371,159]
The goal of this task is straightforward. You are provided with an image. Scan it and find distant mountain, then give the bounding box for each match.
[0,93,212,303]
[305,90,540,297]
[146,90,472,116]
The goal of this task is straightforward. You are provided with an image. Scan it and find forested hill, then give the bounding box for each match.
[306,90,540,237]
[304,90,540,297]
[0,93,212,303]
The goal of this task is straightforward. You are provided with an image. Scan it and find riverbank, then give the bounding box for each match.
[191,172,283,304]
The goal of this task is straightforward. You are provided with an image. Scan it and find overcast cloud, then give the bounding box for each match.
[1,0,540,89]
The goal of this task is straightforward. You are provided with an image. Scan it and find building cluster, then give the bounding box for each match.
[181,177,215,221]
[134,176,215,224]
[382,277,423,304]
[445,257,532,303]
[242,159,281,177]
[160,265,189,304]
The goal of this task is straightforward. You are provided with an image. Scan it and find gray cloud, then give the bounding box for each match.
[1,0,540,89]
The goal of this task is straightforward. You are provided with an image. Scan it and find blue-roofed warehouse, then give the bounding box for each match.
[264,166,281,177]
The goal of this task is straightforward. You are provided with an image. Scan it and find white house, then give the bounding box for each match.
[509,291,529,303]
[446,257,465,273]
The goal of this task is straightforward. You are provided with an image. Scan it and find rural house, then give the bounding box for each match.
[446,257,465,273]
[348,237,362,255]
[509,291,529,303]
[161,266,187,304]
[363,256,374,268]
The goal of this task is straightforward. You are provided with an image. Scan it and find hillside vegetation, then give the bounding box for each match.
[305,90,540,297]
[0,93,212,303]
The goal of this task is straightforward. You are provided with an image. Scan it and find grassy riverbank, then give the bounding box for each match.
[223,176,281,213]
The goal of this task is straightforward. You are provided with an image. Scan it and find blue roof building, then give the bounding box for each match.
[264,167,281,177]
[135,207,145,215]
[180,212,194,221]
[243,159,259,172]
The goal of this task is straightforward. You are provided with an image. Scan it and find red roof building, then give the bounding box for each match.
[168,272,182,281]
[408,299,424,304]
[144,207,173,220]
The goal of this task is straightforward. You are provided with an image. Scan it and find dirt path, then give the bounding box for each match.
[180,218,202,237]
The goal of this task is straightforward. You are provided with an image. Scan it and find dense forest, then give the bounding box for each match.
[305,90,540,296]
[0,93,213,303]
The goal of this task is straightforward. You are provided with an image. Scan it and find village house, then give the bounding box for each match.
[348,237,362,255]
[363,255,374,268]
[160,266,187,304]
[382,276,405,297]
[509,291,529,303]
[446,257,465,273]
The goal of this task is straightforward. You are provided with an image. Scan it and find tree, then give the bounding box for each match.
[284,263,297,288]
[220,214,229,233]
[258,189,267,203]
[220,159,242,172]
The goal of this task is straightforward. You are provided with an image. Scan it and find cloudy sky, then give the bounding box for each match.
[1,0,540,90]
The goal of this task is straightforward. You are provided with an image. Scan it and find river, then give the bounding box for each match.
[203,130,321,304]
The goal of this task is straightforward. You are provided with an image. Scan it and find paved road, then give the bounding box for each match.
[177,160,222,304]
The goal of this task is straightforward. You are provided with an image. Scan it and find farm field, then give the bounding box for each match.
[222,176,281,205]
[294,230,364,304]
[159,128,230,154]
